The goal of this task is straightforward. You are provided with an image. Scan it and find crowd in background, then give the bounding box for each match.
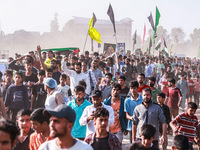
[0,45,200,150]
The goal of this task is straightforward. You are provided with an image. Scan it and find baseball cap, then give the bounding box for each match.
[43,78,57,88]
[91,89,102,97]
[43,104,76,124]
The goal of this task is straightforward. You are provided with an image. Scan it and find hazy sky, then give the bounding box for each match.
[1,0,200,39]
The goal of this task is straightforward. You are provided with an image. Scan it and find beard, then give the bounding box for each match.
[149,83,154,87]
[50,126,67,138]
[76,70,81,74]
[143,98,151,104]
[51,66,57,70]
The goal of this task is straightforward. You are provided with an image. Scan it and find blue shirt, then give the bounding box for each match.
[145,64,153,77]
[124,94,143,131]
[67,98,91,138]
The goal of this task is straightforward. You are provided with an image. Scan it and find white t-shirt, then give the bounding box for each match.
[39,139,93,150]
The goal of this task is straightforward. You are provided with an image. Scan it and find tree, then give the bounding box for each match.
[190,28,200,45]
[50,13,59,32]
[170,27,185,44]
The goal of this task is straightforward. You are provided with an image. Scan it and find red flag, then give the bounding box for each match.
[141,23,146,46]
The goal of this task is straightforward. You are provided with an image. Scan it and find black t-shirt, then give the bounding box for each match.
[24,73,38,83]
[91,136,110,150]
[129,141,159,150]
[52,71,61,84]
[32,83,47,109]
[119,87,130,99]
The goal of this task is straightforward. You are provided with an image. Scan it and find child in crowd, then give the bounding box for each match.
[186,74,194,104]
[4,72,29,121]
[157,92,171,150]
[57,74,72,104]
[129,124,159,150]
[31,70,47,110]
[176,74,189,112]
[170,102,199,150]
[194,75,200,107]
[172,135,189,150]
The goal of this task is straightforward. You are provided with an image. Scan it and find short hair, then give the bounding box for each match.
[17,109,32,119]
[118,76,126,81]
[15,71,24,80]
[85,51,89,55]
[173,135,189,150]
[0,119,19,143]
[24,59,33,65]
[105,73,113,78]
[72,56,78,60]
[75,62,82,67]
[60,74,67,80]
[138,73,145,78]
[142,88,152,95]
[168,78,176,84]
[4,69,13,77]
[187,102,198,109]
[129,80,139,88]
[94,107,109,119]
[25,55,34,63]
[39,70,45,76]
[112,83,121,90]
[74,85,85,93]
[141,124,156,139]
[47,50,53,54]
[157,92,166,99]
[30,108,50,124]
[46,68,53,73]
[115,72,120,75]
[78,80,87,88]
[50,59,57,64]
[29,51,34,54]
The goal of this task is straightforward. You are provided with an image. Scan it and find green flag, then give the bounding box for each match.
[153,7,160,43]
[162,47,169,57]
[155,38,161,50]
[197,46,200,58]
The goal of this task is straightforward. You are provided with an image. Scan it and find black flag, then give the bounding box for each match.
[107,4,116,33]
[92,13,97,27]
[147,12,155,31]
[133,30,137,45]
[148,37,152,55]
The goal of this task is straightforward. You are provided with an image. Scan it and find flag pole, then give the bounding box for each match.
[91,39,94,52]
[83,33,89,53]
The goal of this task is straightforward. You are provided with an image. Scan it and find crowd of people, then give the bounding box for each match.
[0,45,200,150]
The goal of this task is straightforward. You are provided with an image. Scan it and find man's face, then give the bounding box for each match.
[142,90,152,103]
[74,91,85,102]
[17,115,31,133]
[149,80,155,88]
[38,75,45,81]
[59,77,66,85]
[0,131,13,150]
[111,87,120,98]
[46,72,53,78]
[4,74,12,83]
[105,75,112,83]
[92,61,97,69]
[92,96,102,108]
[49,116,68,138]
[125,59,129,65]
[137,75,145,84]
[48,52,53,58]
[157,96,165,104]
[25,63,33,71]
[167,67,171,72]
[50,61,57,70]
[31,120,44,133]
[141,135,154,148]
[94,116,109,130]
[130,86,138,95]
[81,62,87,71]
[187,108,196,117]
[118,78,125,87]
[75,65,81,74]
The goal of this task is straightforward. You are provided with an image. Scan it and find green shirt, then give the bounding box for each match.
[152,88,160,103]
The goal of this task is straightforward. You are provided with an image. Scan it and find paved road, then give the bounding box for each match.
[122,108,200,150]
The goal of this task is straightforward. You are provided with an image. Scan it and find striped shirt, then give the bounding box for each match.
[172,112,198,143]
